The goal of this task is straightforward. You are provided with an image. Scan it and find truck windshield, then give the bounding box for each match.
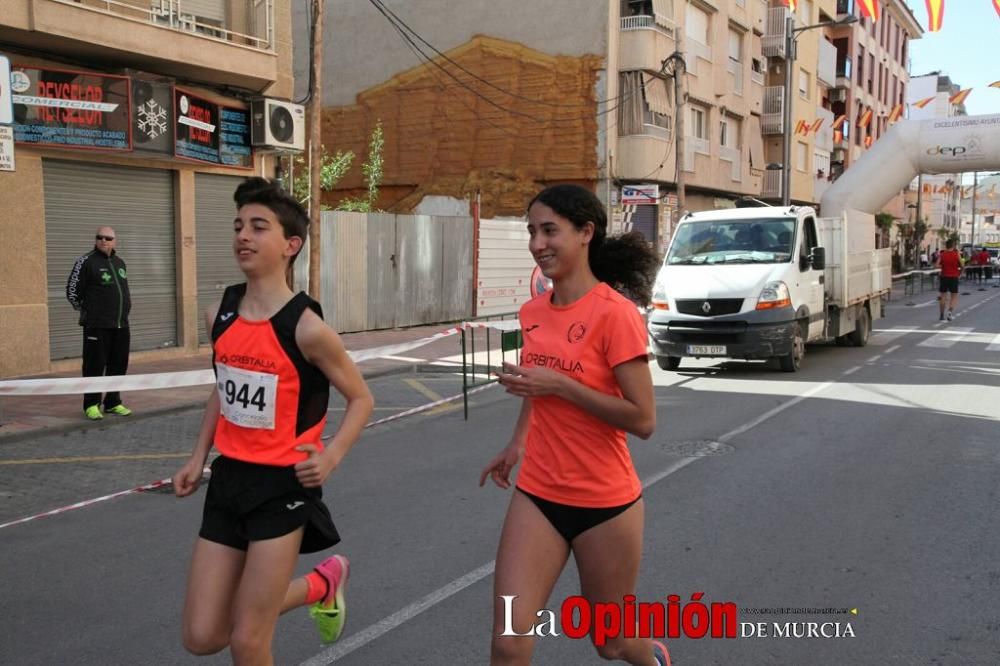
[666,218,795,265]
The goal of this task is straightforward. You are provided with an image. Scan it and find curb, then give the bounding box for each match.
[0,361,464,445]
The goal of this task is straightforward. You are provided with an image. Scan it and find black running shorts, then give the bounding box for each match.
[199,455,340,553]
[939,276,959,294]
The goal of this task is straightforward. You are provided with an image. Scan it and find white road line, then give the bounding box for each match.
[299,376,839,664]
[866,355,882,363]
[884,345,902,355]
[986,334,1000,352]
[379,355,427,362]
[843,366,861,376]
[870,326,918,345]
[917,327,974,348]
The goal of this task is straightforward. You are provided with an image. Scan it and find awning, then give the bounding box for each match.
[643,75,672,116]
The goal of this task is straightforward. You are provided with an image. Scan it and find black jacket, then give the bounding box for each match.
[66,248,131,328]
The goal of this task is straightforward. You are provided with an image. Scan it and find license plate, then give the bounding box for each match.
[687,345,727,355]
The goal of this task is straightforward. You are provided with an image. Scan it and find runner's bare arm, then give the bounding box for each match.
[498,357,655,439]
[479,399,531,488]
[295,309,374,481]
[173,304,222,497]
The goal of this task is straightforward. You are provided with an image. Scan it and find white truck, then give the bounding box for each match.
[648,113,1000,372]
[647,204,889,371]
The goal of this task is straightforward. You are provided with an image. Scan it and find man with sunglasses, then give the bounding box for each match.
[66,227,133,420]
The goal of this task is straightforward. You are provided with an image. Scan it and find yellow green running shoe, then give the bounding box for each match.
[106,404,132,416]
[84,405,103,420]
[308,554,349,643]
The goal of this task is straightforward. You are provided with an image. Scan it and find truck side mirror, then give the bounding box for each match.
[810,247,826,271]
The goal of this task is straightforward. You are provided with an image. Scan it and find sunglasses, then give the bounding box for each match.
[95,235,115,241]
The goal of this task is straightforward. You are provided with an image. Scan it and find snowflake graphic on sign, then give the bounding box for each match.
[136,99,168,140]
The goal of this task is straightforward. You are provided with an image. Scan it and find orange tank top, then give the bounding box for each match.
[515,282,649,507]
[211,284,329,466]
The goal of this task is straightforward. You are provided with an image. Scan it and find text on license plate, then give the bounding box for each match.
[687,345,726,355]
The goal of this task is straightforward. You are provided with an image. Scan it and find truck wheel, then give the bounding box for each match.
[656,356,681,371]
[850,306,870,347]
[778,324,805,372]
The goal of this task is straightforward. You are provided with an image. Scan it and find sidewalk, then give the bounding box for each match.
[0,321,501,443]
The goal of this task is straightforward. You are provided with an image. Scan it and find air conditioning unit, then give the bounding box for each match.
[251,98,305,151]
[829,88,847,103]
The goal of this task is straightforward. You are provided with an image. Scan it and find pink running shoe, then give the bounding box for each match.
[308,554,350,643]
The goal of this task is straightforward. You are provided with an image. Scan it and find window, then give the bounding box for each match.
[867,54,875,94]
[799,69,810,99]
[857,46,865,84]
[690,105,707,139]
[796,142,808,172]
[720,116,741,148]
[751,57,764,76]
[622,0,653,17]
[728,29,742,63]
[686,4,709,45]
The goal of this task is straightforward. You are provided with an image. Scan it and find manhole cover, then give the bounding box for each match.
[659,440,734,457]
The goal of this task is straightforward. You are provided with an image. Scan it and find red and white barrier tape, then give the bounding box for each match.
[0,320,520,396]
[0,383,502,531]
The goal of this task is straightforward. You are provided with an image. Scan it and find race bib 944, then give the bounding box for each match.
[216,363,278,430]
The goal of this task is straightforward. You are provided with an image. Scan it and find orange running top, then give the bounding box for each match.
[211,284,329,467]
[515,282,648,507]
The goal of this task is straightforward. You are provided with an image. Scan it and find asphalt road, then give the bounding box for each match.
[2,284,999,665]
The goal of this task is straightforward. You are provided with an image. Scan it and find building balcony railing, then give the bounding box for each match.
[762,168,782,199]
[762,6,789,59]
[762,85,784,134]
[620,13,676,38]
[48,0,274,51]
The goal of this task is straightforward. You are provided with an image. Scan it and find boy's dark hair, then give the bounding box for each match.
[234,177,309,263]
[528,184,660,306]
[945,238,956,249]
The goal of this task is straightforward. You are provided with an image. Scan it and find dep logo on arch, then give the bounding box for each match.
[927,133,985,160]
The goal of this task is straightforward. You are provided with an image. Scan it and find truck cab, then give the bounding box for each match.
[647,204,887,372]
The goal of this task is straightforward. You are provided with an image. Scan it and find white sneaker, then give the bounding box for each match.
[946,310,954,321]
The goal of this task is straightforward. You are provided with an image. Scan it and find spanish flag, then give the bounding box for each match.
[990,80,1000,89]
[784,0,798,11]
[810,118,824,134]
[950,88,972,106]
[924,0,944,32]
[913,95,936,109]
[888,103,904,123]
[858,0,881,21]
[832,115,847,131]
[995,0,1000,19]
[858,108,873,129]
[864,135,873,148]
[794,120,807,135]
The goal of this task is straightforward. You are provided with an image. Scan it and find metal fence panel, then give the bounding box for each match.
[321,212,368,332]
[437,216,474,321]
[365,213,398,331]
[395,215,442,327]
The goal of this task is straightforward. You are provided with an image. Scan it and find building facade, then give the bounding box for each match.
[826,0,921,220]
[296,0,777,254]
[1,0,295,377]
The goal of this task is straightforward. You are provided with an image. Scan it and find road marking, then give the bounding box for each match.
[987,334,1000,352]
[0,453,189,466]
[870,326,918,345]
[843,366,861,375]
[917,327,974,348]
[885,344,902,355]
[403,378,461,416]
[866,355,882,363]
[379,355,426,362]
[299,379,837,665]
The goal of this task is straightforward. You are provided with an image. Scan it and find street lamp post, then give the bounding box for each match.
[781,13,858,206]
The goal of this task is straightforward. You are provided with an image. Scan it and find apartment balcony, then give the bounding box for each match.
[762,85,784,134]
[762,167,782,199]
[727,58,744,96]
[616,132,674,181]
[618,13,676,72]
[720,146,742,182]
[817,38,838,88]
[762,6,789,59]
[1,0,278,90]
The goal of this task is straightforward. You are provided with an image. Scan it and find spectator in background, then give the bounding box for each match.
[66,227,133,420]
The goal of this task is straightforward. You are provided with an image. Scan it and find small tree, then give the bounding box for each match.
[912,217,929,267]
[285,149,355,209]
[875,212,894,250]
[337,121,384,213]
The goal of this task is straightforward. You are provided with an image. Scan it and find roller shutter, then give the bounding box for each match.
[629,203,659,245]
[44,160,177,360]
[195,174,246,344]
